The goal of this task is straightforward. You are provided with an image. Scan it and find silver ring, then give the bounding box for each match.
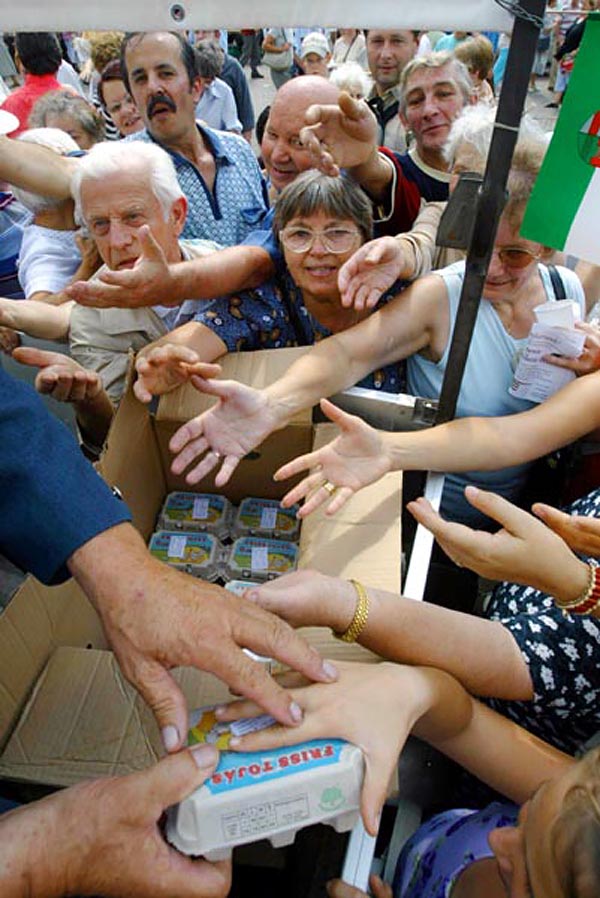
[212,450,221,459]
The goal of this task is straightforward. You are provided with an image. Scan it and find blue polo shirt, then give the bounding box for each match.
[129,124,269,245]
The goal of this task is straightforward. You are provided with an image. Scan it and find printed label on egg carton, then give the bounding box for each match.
[223,537,299,582]
[148,530,223,580]
[166,705,364,860]
[233,497,301,542]
[158,492,234,540]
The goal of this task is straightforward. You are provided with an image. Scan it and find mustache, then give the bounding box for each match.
[147,94,177,118]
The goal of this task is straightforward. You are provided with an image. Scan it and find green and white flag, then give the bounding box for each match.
[522,12,600,264]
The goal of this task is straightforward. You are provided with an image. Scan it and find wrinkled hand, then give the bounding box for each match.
[74,231,102,279]
[299,92,379,177]
[327,875,392,898]
[544,321,600,376]
[408,486,590,602]
[12,345,104,403]
[170,376,280,487]
[0,325,20,353]
[338,237,409,310]
[245,569,354,632]
[134,343,222,403]
[533,501,600,557]
[275,399,391,518]
[216,661,431,835]
[69,524,337,751]
[67,226,176,309]
[46,745,230,898]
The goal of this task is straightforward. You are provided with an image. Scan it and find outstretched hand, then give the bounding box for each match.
[12,345,104,403]
[299,92,379,176]
[533,501,600,557]
[215,661,428,835]
[276,399,391,518]
[170,376,280,487]
[408,486,590,602]
[338,237,409,310]
[67,225,176,309]
[134,343,222,403]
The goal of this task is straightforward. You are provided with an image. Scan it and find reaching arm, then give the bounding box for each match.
[275,371,600,517]
[169,275,446,485]
[217,662,573,832]
[337,204,444,310]
[67,227,275,310]
[247,568,533,700]
[0,135,75,199]
[299,93,393,204]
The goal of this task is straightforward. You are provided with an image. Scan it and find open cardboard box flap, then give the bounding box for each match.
[0,348,401,787]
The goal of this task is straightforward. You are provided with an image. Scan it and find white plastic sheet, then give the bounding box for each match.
[1,0,513,34]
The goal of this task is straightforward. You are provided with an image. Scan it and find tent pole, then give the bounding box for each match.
[435,0,546,424]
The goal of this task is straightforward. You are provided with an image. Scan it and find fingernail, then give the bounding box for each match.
[322,660,338,681]
[191,744,218,768]
[229,736,241,748]
[246,591,259,602]
[290,701,303,723]
[214,705,226,718]
[161,725,180,752]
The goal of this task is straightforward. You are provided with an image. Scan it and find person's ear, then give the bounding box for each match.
[170,196,188,236]
[191,75,203,102]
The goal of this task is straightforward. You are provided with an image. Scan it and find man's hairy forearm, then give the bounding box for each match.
[166,245,275,305]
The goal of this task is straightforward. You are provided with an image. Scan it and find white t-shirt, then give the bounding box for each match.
[17,225,81,297]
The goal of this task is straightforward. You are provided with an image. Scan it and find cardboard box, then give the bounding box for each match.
[0,348,401,788]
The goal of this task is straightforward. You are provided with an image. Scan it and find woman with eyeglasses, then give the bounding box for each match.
[134,169,406,404]
[167,134,585,529]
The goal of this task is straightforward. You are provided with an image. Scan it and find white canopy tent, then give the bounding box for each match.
[2,1,513,32]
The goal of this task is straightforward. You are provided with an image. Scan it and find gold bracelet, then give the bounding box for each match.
[555,560,600,616]
[334,579,370,643]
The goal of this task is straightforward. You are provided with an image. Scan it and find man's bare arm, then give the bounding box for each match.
[68,229,275,309]
[0,135,75,199]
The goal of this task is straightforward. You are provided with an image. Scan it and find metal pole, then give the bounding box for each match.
[435,0,546,424]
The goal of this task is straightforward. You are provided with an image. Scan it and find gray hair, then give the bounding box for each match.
[13,127,80,213]
[273,170,373,244]
[398,51,473,115]
[71,140,184,224]
[444,102,496,165]
[329,62,373,100]
[443,104,550,225]
[195,40,223,79]
[29,90,105,145]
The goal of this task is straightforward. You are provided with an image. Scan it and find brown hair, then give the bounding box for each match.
[454,35,494,81]
[551,748,600,898]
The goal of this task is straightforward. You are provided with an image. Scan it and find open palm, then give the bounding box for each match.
[276,399,390,517]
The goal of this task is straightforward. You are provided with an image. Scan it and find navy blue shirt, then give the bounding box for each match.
[0,367,130,584]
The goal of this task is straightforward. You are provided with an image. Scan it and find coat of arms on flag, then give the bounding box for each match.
[522,12,600,265]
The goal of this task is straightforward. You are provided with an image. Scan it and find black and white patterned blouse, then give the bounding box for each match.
[485,487,600,755]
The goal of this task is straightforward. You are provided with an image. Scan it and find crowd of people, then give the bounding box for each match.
[0,14,599,898]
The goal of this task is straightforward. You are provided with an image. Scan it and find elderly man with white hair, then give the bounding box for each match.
[0,139,225,447]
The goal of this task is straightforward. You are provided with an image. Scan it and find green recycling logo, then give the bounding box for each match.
[319,785,345,812]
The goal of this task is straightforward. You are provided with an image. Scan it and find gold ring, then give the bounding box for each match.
[322,480,338,495]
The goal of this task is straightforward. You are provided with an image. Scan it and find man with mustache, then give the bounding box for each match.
[120,31,268,247]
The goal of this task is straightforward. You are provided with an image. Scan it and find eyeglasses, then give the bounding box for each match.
[493,246,541,269]
[280,226,361,254]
